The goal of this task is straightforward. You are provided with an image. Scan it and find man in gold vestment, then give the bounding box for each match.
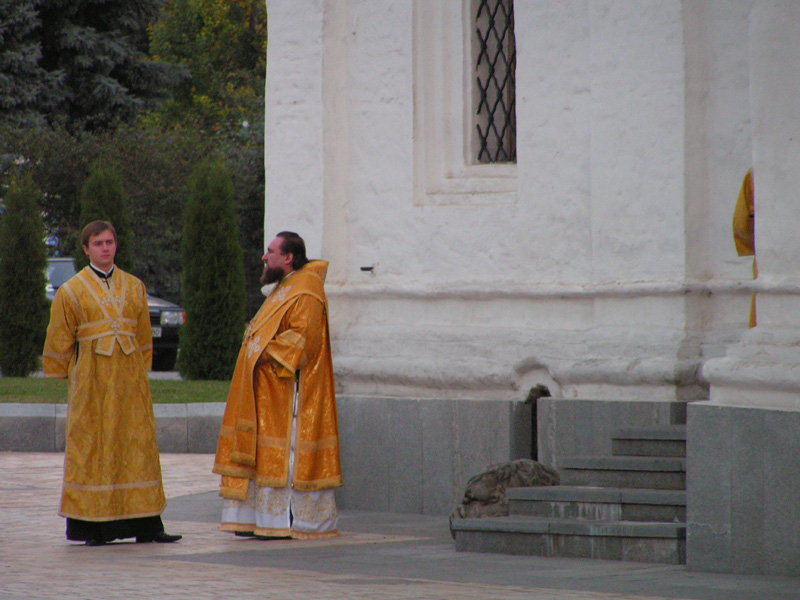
[213,231,342,539]
[43,221,181,546]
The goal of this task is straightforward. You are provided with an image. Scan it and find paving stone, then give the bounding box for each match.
[1,452,798,600]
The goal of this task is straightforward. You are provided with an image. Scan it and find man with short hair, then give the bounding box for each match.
[43,220,181,546]
[213,231,342,539]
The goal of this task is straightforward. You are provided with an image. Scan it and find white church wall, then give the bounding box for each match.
[585,1,687,283]
[690,2,800,574]
[263,1,327,255]
[516,1,593,283]
[685,0,755,283]
[262,2,760,494]
[263,1,757,406]
[683,0,756,361]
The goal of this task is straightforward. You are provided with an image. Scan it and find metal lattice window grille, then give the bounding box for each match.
[474,0,516,163]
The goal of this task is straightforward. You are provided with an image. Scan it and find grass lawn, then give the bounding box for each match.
[0,377,230,404]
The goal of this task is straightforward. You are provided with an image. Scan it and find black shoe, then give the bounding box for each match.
[85,538,106,546]
[137,532,182,544]
[234,531,256,537]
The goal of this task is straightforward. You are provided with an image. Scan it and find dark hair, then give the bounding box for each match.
[81,220,117,248]
[276,231,309,271]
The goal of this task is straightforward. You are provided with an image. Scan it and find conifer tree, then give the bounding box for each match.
[0,0,60,128]
[37,0,184,130]
[1,0,184,130]
[75,163,133,272]
[0,174,49,376]
[179,161,246,380]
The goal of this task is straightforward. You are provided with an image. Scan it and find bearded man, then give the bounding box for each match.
[213,231,342,538]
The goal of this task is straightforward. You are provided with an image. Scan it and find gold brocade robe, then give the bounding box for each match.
[732,168,757,328]
[43,266,166,521]
[213,260,342,500]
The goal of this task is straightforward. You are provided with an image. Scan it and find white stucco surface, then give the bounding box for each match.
[263,0,781,403]
[703,0,800,410]
[258,2,800,568]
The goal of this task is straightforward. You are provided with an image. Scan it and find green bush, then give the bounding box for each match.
[75,163,134,272]
[178,161,246,380]
[0,175,49,376]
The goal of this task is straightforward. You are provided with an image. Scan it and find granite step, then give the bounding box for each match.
[558,456,686,490]
[611,426,687,458]
[451,515,686,564]
[508,486,686,523]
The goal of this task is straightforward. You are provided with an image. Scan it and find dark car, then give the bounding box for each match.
[46,258,184,371]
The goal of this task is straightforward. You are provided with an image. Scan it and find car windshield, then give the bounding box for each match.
[47,260,76,289]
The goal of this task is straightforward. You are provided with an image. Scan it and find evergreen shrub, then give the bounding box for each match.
[0,175,49,376]
[179,161,246,380]
[75,163,134,271]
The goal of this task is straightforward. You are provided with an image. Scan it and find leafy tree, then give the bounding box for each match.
[148,0,266,133]
[75,163,133,271]
[178,161,246,380]
[0,174,49,376]
[0,0,60,128]
[146,0,266,310]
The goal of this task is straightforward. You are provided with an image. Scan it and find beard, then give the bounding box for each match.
[260,265,285,285]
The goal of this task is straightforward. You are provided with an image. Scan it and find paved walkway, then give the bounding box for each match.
[1,453,796,600]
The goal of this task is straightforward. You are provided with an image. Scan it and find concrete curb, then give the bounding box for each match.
[1,396,531,516]
[0,402,226,454]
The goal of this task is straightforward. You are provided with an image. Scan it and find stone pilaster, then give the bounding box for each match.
[690,1,800,575]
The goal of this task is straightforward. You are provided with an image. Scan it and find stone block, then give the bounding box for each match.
[387,399,423,513]
[686,402,732,572]
[421,400,457,515]
[622,537,684,564]
[454,400,514,492]
[55,404,68,451]
[0,404,55,451]
[336,396,391,511]
[187,402,225,454]
[455,530,548,556]
[538,398,687,468]
[729,406,765,573]
[153,403,188,453]
[334,395,523,516]
[761,408,800,574]
[688,402,800,576]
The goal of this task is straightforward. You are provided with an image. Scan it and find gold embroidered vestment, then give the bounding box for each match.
[43,267,166,521]
[213,260,342,499]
